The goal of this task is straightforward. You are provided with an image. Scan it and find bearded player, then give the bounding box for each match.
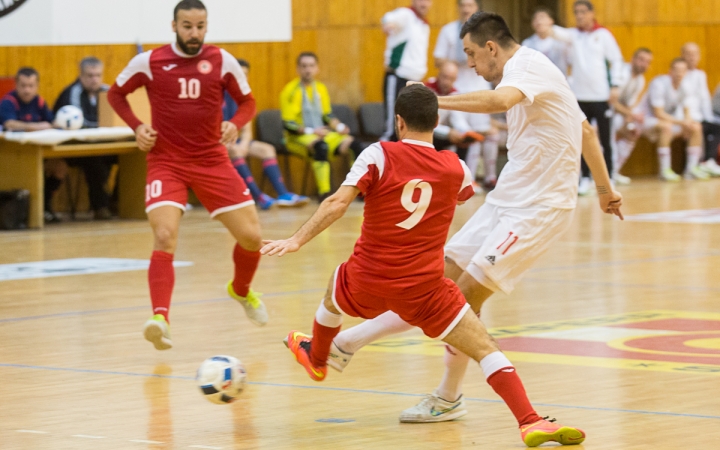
[108,0,267,350]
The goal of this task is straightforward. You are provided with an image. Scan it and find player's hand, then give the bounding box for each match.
[260,238,301,257]
[135,124,158,152]
[598,189,624,220]
[220,121,238,147]
[314,127,330,138]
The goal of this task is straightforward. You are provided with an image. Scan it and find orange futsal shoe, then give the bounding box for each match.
[285,331,327,382]
[520,417,586,447]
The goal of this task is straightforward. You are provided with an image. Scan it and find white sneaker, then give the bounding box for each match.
[660,167,682,182]
[399,392,467,423]
[143,314,172,350]
[613,173,632,185]
[227,282,268,326]
[578,177,593,196]
[327,341,354,372]
[684,165,711,180]
[700,159,720,177]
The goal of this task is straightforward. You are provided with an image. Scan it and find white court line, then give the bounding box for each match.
[16,430,48,434]
[189,446,223,449]
[72,434,106,439]
[129,439,165,444]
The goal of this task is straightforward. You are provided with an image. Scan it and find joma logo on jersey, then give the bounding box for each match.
[0,0,28,18]
[485,255,496,265]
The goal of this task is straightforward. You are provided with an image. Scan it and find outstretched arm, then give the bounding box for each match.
[261,186,360,256]
[581,120,624,219]
[436,87,526,114]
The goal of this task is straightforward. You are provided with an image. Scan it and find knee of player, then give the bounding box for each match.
[236,233,262,252]
[256,141,276,159]
[153,226,178,251]
[312,140,330,161]
[691,122,703,134]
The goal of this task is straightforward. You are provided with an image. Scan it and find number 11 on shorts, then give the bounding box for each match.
[497,231,519,255]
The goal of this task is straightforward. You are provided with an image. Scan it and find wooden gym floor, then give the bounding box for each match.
[0,178,719,449]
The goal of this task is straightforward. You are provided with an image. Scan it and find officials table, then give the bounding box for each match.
[0,137,146,229]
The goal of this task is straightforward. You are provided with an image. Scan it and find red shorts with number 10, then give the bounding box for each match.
[145,159,254,218]
[331,262,471,339]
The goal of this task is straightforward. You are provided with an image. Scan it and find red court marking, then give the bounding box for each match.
[623,333,720,355]
[606,319,720,332]
[497,336,720,365]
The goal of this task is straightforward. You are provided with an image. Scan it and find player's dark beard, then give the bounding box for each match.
[176,35,203,56]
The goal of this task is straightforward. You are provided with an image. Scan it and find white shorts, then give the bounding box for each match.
[642,117,682,137]
[445,202,574,294]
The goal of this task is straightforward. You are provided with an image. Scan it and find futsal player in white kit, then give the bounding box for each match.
[325,11,624,425]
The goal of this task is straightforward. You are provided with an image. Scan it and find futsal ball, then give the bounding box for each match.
[54,105,84,130]
[196,355,247,404]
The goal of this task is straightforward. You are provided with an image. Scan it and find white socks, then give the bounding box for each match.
[436,345,470,402]
[657,146,671,172]
[616,139,634,171]
[479,351,514,379]
[332,311,413,354]
[315,301,343,328]
[482,136,499,183]
[465,142,481,182]
[686,146,702,170]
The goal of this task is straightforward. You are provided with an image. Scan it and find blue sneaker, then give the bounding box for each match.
[257,193,277,210]
[276,193,310,207]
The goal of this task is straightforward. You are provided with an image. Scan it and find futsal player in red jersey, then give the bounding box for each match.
[108,0,267,351]
[262,85,585,447]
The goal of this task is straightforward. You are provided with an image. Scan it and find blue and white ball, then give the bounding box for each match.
[54,105,84,130]
[196,355,246,404]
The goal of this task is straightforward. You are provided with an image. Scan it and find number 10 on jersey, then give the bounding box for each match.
[178,78,201,99]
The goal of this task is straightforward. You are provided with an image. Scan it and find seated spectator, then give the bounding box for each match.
[610,47,653,184]
[223,59,309,210]
[433,0,500,192]
[424,62,484,186]
[637,58,705,181]
[680,42,720,176]
[0,67,66,223]
[281,52,361,201]
[53,56,115,220]
[522,7,569,76]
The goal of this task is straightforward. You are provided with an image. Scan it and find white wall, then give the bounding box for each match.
[0,0,291,45]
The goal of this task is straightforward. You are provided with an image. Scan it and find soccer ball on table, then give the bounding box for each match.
[54,105,84,130]
[196,355,247,404]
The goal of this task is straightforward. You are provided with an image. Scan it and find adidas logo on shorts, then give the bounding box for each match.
[485,255,496,265]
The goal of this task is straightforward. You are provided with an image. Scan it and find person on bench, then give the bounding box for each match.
[0,67,66,223]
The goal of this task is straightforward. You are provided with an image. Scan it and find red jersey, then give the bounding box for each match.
[342,139,474,297]
[108,43,255,164]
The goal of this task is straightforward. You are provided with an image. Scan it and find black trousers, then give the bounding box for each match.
[702,121,720,161]
[382,72,411,141]
[578,101,613,178]
[67,156,116,211]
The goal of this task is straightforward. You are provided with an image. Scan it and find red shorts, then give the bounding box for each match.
[331,263,470,339]
[145,159,254,218]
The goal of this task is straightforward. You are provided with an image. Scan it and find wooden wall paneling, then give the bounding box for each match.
[657,0,690,24]
[359,28,389,104]
[703,25,720,92]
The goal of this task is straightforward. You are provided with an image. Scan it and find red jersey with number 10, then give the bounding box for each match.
[108,43,255,164]
[342,139,474,297]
